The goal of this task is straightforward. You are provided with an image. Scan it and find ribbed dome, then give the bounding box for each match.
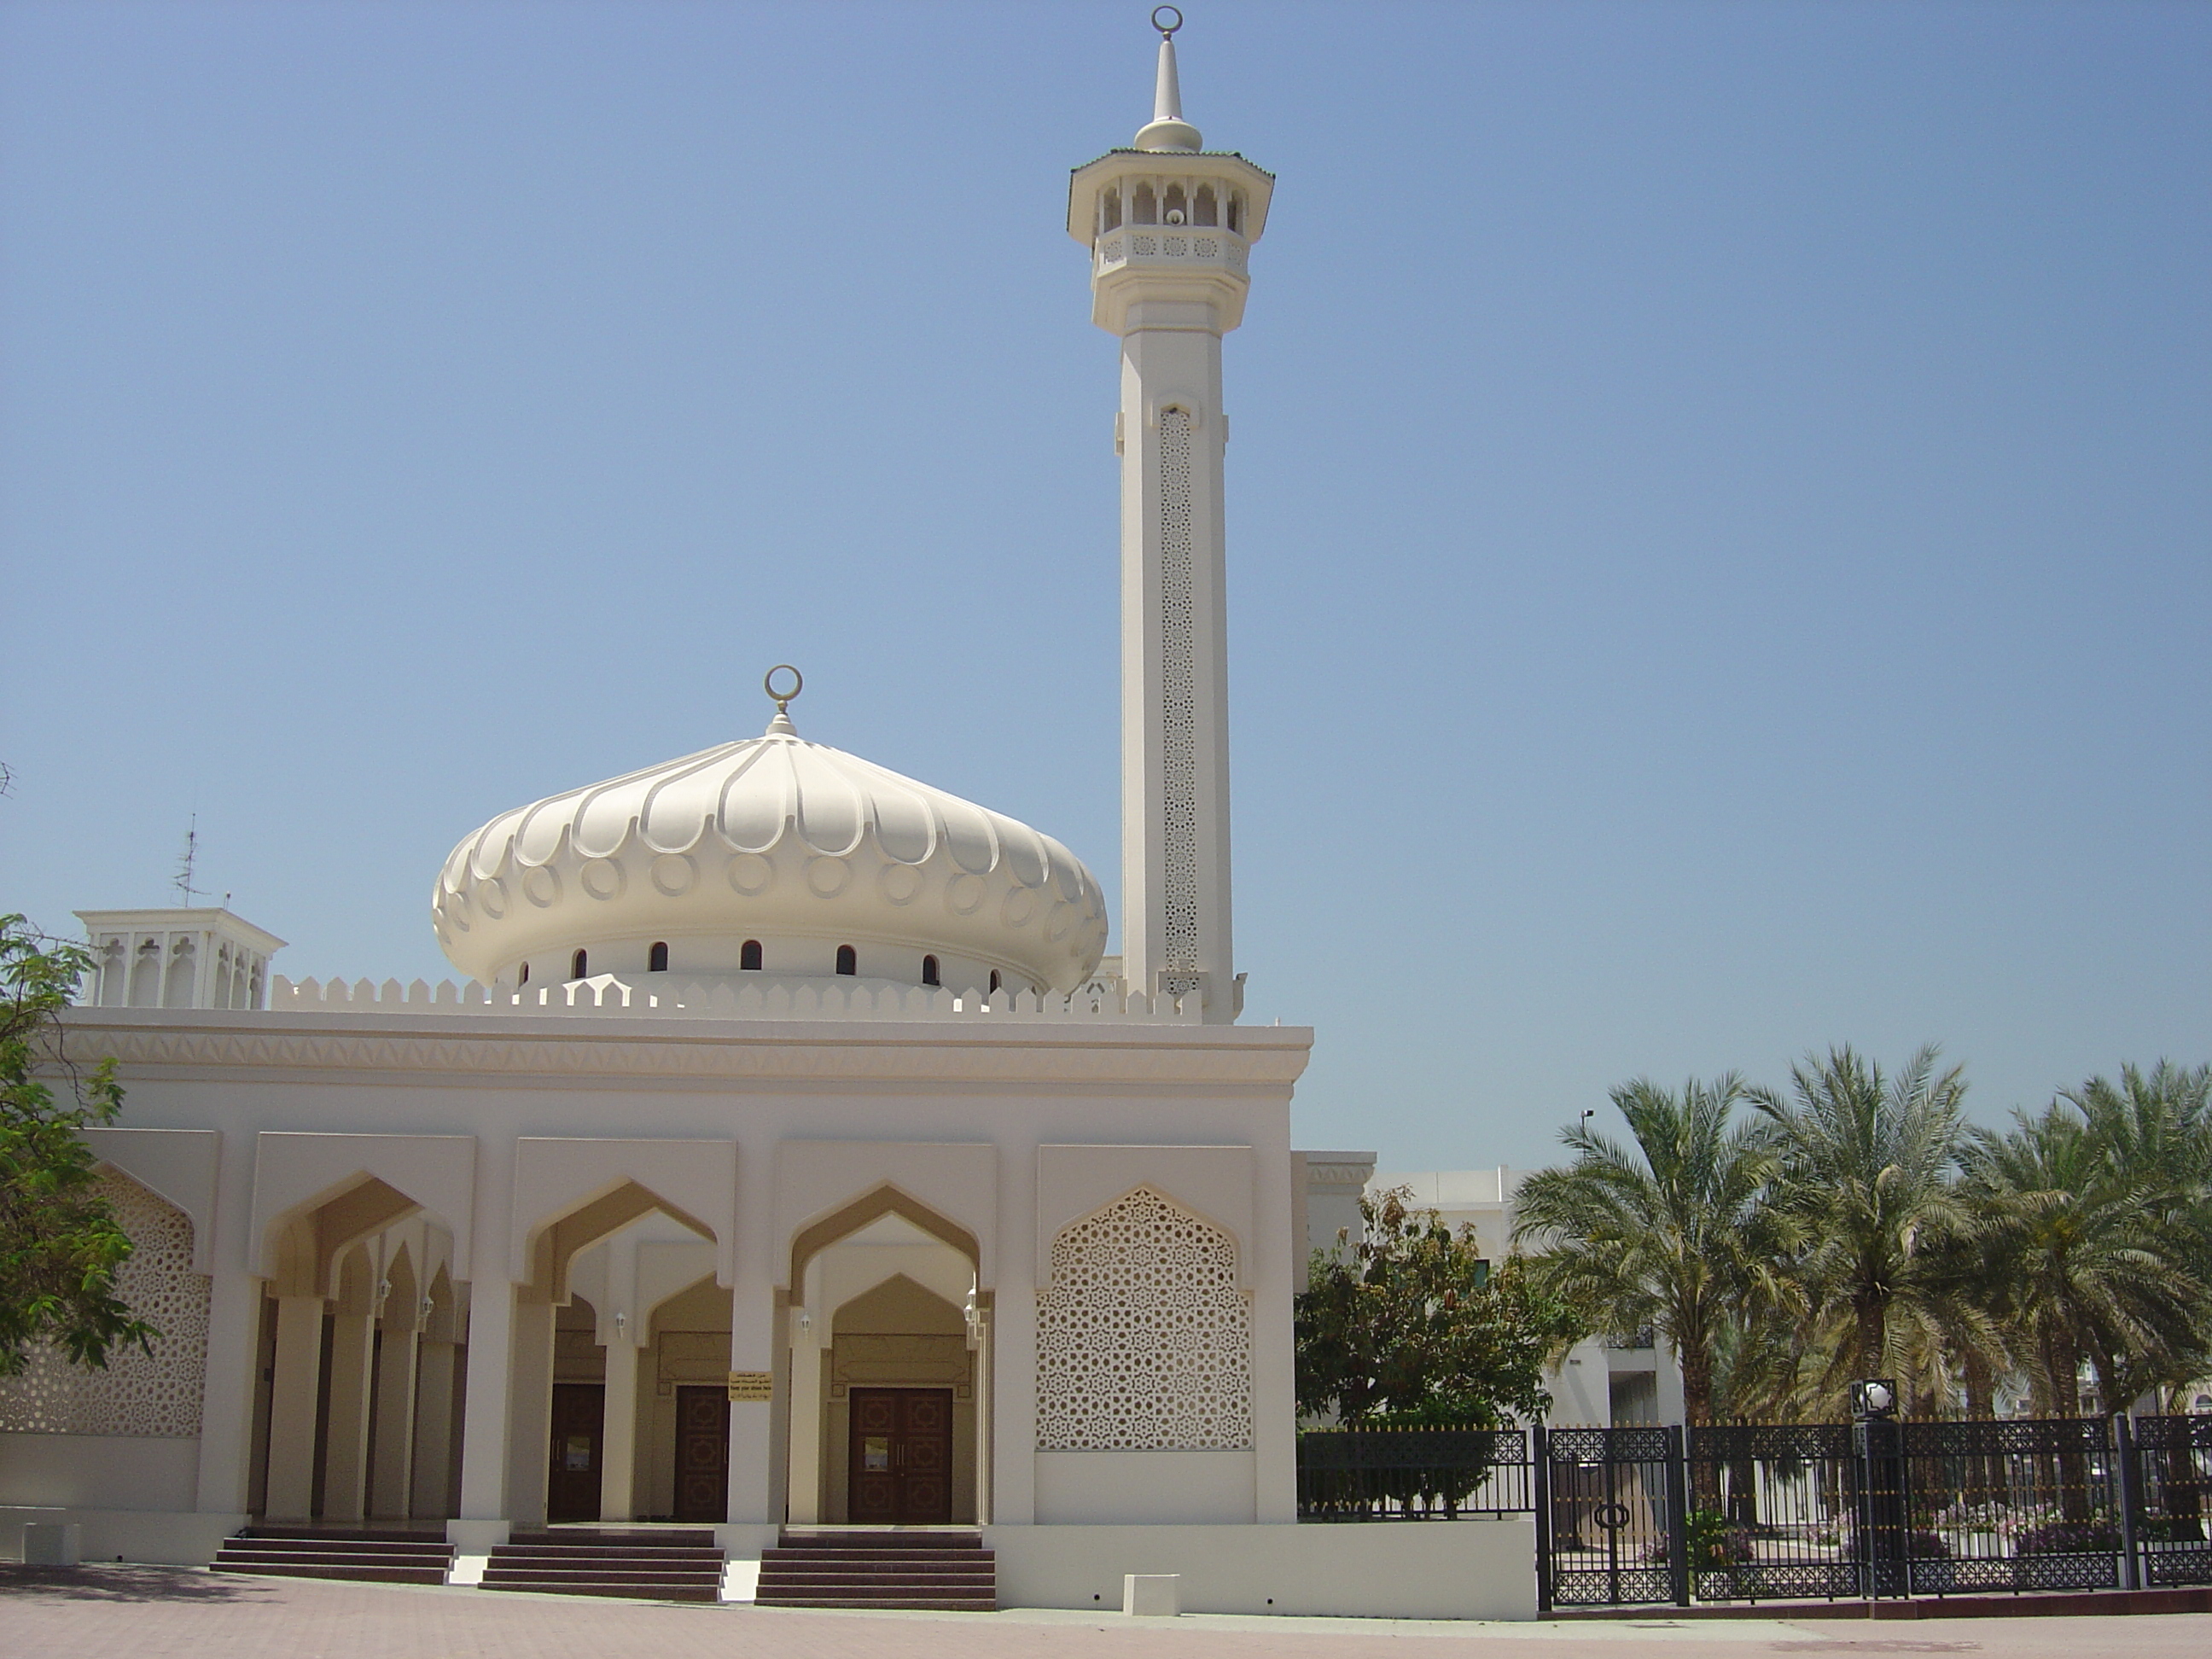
[431,711,1109,993]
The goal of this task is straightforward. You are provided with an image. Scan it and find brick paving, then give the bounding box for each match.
[4,1566,2212,1658]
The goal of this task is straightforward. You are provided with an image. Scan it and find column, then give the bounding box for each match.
[1250,1126,1297,1522]
[454,1283,515,1543]
[411,1336,457,1519]
[726,1285,777,1525]
[370,1307,421,1518]
[504,1299,556,1528]
[599,1342,640,1521]
[195,1132,264,1517]
[993,1144,1038,1524]
[451,1133,514,1551]
[973,1306,993,1526]
[786,1304,823,1524]
[323,1307,377,1521]
[264,1295,326,1521]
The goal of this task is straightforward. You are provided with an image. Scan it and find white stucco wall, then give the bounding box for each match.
[44,1001,1311,1542]
[987,1520,1537,1619]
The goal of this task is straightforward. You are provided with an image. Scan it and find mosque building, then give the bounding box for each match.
[1,22,1531,1618]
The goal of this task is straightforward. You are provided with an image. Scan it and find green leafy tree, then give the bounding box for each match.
[1296,1186,1577,1429]
[1511,1074,1798,1429]
[1749,1045,1995,1414]
[0,915,155,1374]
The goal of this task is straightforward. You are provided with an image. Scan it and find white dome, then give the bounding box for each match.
[432,709,1109,993]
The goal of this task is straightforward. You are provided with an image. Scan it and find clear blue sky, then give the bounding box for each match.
[4,2,2205,1170]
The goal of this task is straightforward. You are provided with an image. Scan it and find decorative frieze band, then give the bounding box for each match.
[56,1015,1313,1091]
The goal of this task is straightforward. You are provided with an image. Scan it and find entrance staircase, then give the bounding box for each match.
[480,1528,726,1602]
[755,1530,995,1611]
[211,1527,455,1585]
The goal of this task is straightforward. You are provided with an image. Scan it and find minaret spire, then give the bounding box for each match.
[1066,16,1274,1022]
[1137,9,1202,153]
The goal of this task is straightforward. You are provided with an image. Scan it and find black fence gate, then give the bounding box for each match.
[1536,1425,1686,1609]
[1513,1412,2212,1611]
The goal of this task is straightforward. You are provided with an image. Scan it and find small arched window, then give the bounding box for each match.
[648,941,669,973]
[518,962,531,987]
[740,940,763,972]
[1227,191,1243,234]
[1102,188,1121,232]
[1132,183,1156,224]
[988,969,1002,995]
[922,954,940,987]
[835,945,858,977]
[1163,183,1186,225]
[571,949,588,981]
[1194,184,1218,226]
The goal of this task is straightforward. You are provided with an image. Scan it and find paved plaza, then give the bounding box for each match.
[4,1568,2211,1659]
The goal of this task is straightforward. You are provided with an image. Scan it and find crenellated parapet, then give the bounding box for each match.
[266,969,1200,1024]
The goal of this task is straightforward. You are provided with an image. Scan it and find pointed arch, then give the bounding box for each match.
[788,1183,981,1300]
[521,1177,717,1305]
[265,1175,424,1300]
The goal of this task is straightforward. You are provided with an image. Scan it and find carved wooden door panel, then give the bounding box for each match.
[847,1388,953,1524]
[546,1382,604,1522]
[673,1385,730,1523]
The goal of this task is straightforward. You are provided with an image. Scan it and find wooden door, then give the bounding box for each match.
[673,1385,730,1523]
[545,1383,604,1522]
[847,1388,953,1524]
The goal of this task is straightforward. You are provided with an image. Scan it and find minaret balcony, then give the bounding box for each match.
[1094,228,1249,277]
[1089,229,1253,333]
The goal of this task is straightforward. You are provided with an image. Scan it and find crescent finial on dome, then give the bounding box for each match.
[763,663,803,735]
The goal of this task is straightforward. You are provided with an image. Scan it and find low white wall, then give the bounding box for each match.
[1,1505,245,1566]
[1033,1450,1254,1523]
[0,1432,198,1511]
[986,1520,1537,1620]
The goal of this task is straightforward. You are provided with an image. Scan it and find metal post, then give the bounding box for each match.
[1533,1423,1553,1615]
[1604,1441,1621,1604]
[1665,1423,1691,1606]
[2115,1413,2141,1592]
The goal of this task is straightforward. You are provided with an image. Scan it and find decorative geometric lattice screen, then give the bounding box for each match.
[1034,1185,1250,1449]
[1155,405,1202,998]
[0,1171,210,1436]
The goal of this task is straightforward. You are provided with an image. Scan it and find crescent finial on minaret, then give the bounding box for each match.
[1136,8,1202,152]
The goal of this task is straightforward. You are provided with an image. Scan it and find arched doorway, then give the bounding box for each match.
[252,1178,458,1524]
[518,1184,722,1527]
[786,1196,987,1526]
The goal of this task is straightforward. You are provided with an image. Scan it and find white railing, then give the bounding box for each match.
[265,974,1200,1025]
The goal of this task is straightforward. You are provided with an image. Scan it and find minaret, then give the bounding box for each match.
[1068,14,1272,1023]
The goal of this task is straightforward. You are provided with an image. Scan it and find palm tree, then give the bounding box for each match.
[1749,1045,1995,1414]
[2053,1062,2212,1411]
[1511,1074,1796,1429]
[1959,1103,2202,1417]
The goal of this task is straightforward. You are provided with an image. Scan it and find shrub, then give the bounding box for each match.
[1645,1510,1755,1567]
[1845,1528,1949,1560]
[2012,1519,2122,1556]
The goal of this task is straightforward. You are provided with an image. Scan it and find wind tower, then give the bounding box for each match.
[1068,11,1272,1023]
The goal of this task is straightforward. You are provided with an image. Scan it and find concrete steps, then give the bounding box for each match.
[480,1530,725,1603]
[212,1528,455,1586]
[756,1530,994,1612]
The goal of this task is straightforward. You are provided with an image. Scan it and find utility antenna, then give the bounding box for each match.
[174,816,210,906]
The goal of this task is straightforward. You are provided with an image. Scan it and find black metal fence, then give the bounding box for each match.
[1295,1426,1534,1520]
[1295,1412,2212,1611]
